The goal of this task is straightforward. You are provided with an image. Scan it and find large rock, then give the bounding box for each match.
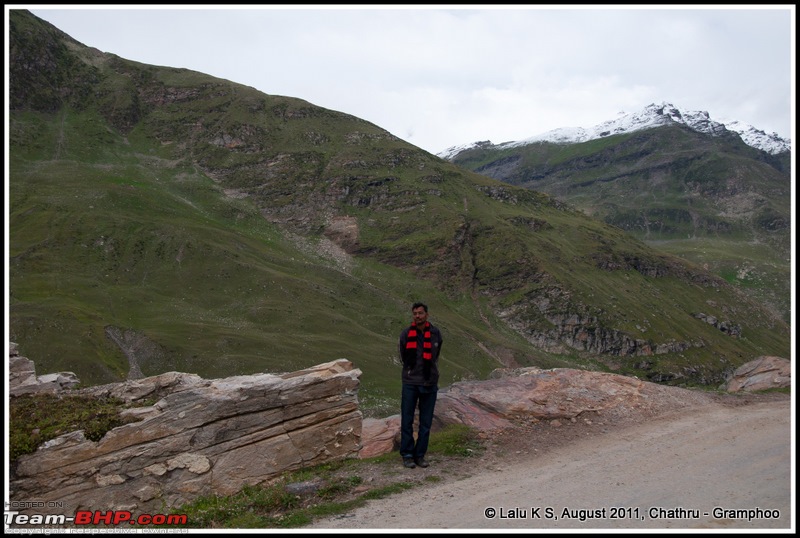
[9,358,362,516]
[433,367,718,432]
[359,415,401,459]
[725,356,791,392]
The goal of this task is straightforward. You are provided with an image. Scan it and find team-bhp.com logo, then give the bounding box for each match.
[5,503,188,528]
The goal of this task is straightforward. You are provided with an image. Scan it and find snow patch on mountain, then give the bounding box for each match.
[437,102,791,159]
[719,120,792,155]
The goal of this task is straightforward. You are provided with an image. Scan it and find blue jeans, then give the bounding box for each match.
[400,383,438,460]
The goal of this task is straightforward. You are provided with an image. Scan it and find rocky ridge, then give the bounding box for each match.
[438,102,791,158]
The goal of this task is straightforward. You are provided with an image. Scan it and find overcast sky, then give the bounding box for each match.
[10,5,796,155]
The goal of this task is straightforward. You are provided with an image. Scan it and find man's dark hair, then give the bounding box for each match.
[412,302,428,312]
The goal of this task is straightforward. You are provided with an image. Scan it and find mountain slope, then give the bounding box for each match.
[442,108,791,324]
[7,10,790,412]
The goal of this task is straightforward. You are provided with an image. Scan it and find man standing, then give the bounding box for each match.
[398,302,443,469]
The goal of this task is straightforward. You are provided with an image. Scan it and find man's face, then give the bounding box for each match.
[412,306,428,327]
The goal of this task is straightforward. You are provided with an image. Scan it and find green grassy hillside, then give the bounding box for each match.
[9,105,553,415]
[8,10,790,416]
[448,128,791,324]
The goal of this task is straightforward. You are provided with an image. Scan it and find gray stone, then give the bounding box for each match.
[725,356,791,392]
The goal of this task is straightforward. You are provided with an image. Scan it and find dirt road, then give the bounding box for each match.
[310,396,793,531]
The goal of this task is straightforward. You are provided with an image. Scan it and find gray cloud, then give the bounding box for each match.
[22,5,794,154]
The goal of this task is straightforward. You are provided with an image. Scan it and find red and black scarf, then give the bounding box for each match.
[405,322,433,379]
[406,321,432,360]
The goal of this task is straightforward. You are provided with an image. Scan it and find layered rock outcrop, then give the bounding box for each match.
[9,348,362,517]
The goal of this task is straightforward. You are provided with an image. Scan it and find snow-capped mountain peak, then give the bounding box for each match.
[720,119,792,155]
[437,102,791,158]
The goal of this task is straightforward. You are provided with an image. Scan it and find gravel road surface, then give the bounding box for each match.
[310,396,793,532]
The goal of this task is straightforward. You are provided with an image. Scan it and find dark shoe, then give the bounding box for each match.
[414,457,429,468]
[403,458,416,469]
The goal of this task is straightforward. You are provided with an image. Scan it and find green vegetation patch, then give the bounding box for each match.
[9,392,144,461]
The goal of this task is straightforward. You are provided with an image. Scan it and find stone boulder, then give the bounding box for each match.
[725,356,791,392]
[8,342,80,395]
[433,366,718,432]
[9,358,362,516]
[359,415,401,459]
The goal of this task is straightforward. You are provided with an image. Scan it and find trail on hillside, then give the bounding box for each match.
[310,396,793,531]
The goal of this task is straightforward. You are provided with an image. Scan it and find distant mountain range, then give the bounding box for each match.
[438,102,791,159]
